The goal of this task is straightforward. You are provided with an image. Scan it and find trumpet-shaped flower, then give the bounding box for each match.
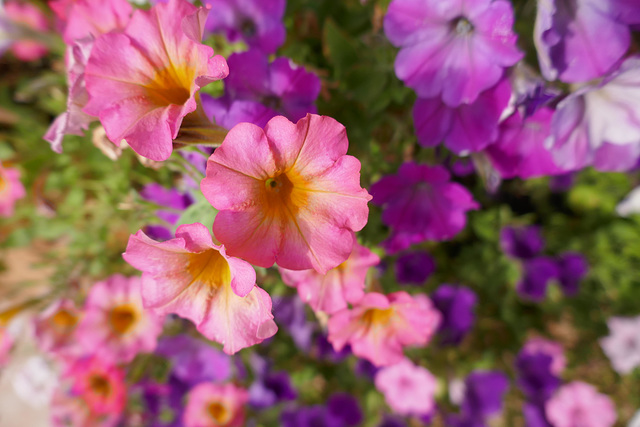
[33,298,82,358]
[183,383,248,427]
[500,226,545,260]
[0,163,25,217]
[76,275,163,363]
[431,284,477,345]
[413,78,511,154]
[203,0,285,54]
[4,1,49,61]
[384,0,522,106]
[83,0,229,161]
[279,242,380,314]
[123,222,278,354]
[375,359,437,417]
[201,114,371,274]
[61,0,132,44]
[534,0,640,83]
[545,382,616,427]
[327,292,440,366]
[0,327,13,366]
[65,356,127,418]
[395,251,436,285]
[370,162,478,254]
[600,316,640,374]
[548,57,640,172]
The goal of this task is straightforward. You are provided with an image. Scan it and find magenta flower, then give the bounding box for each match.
[183,383,248,427]
[33,298,82,358]
[203,0,285,54]
[327,292,441,366]
[44,0,133,153]
[0,163,25,217]
[384,0,522,106]
[486,107,563,179]
[522,338,566,377]
[201,114,371,274]
[413,78,511,154]
[545,381,617,427]
[123,222,278,354]
[370,163,478,254]
[0,327,13,367]
[279,242,380,314]
[83,0,229,161]
[76,275,164,364]
[3,1,49,61]
[548,57,640,172]
[203,49,321,129]
[375,359,437,417]
[600,316,640,374]
[534,0,640,83]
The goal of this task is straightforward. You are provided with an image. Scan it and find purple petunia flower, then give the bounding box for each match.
[328,393,363,427]
[555,252,588,296]
[395,251,436,285]
[462,371,509,418]
[547,56,640,172]
[203,50,321,129]
[378,417,407,427]
[203,0,285,54]
[139,183,194,241]
[413,78,511,154]
[517,257,559,302]
[384,0,522,106]
[248,355,297,409]
[281,405,345,427]
[272,295,315,351]
[523,402,552,427]
[431,284,477,345]
[500,226,545,260]
[534,0,640,83]
[516,353,561,404]
[370,163,478,254]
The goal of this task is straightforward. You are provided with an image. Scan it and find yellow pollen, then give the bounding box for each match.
[360,308,394,328]
[186,249,231,290]
[108,305,138,335]
[261,172,308,219]
[144,65,194,107]
[0,174,6,193]
[51,309,78,332]
[89,374,111,397]
[207,401,231,425]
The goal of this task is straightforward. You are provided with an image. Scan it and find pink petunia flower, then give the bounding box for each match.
[384,0,522,106]
[123,222,278,354]
[0,326,14,367]
[65,356,127,419]
[545,381,617,427]
[4,1,49,61]
[0,163,26,217]
[370,162,478,254]
[201,114,371,274]
[375,359,438,417]
[75,275,164,364]
[327,292,441,366]
[600,316,640,374]
[279,242,380,314]
[33,298,83,358]
[183,382,248,427]
[44,0,133,153]
[83,0,229,161]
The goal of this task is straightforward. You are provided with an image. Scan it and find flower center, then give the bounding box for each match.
[89,374,112,397]
[261,95,283,111]
[207,401,231,424]
[0,174,6,194]
[51,309,78,333]
[240,18,257,38]
[186,249,231,290]
[360,307,394,327]
[108,305,138,335]
[145,65,193,107]
[452,16,473,36]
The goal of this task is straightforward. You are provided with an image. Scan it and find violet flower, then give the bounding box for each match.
[248,355,296,409]
[500,226,545,260]
[139,183,194,241]
[384,0,522,106]
[395,251,436,285]
[203,0,285,53]
[431,284,477,345]
[516,257,559,302]
[555,252,588,296]
[272,295,315,351]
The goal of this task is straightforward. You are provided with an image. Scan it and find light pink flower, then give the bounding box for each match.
[4,1,49,61]
[33,298,83,358]
[83,0,229,161]
[75,275,163,364]
[123,222,278,354]
[600,316,640,374]
[65,356,127,419]
[44,0,132,153]
[0,163,26,217]
[279,242,380,314]
[545,381,617,427]
[327,292,441,366]
[201,114,371,274]
[375,359,437,416]
[183,383,248,427]
[0,327,14,366]
[522,337,566,376]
